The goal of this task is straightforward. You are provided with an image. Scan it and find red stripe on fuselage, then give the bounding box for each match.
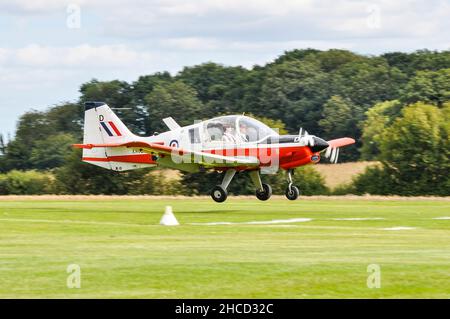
[83,154,155,164]
[203,145,313,168]
[108,121,122,136]
[83,145,315,169]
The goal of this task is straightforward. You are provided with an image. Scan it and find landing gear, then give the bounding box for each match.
[210,169,236,203]
[211,185,227,203]
[250,170,272,201]
[285,185,299,200]
[256,183,272,201]
[285,169,300,200]
[210,169,273,202]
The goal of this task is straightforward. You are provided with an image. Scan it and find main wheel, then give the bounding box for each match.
[256,183,272,201]
[285,185,300,200]
[211,185,228,203]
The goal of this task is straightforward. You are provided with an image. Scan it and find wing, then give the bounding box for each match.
[326,137,355,148]
[323,137,355,164]
[73,141,260,168]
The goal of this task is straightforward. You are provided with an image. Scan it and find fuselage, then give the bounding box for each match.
[109,115,329,172]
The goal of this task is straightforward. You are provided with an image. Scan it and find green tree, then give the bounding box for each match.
[319,96,363,161]
[382,50,450,76]
[304,49,363,72]
[376,102,449,195]
[177,63,247,103]
[343,165,394,195]
[176,62,252,117]
[45,103,83,138]
[319,96,360,137]
[273,48,321,64]
[132,72,173,105]
[400,68,450,106]
[330,59,407,109]
[260,60,329,133]
[0,170,55,195]
[360,100,403,160]
[0,103,82,171]
[145,81,204,133]
[132,72,173,135]
[0,110,54,170]
[29,134,76,170]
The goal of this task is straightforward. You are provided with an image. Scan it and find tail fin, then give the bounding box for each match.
[84,101,134,145]
[81,101,155,171]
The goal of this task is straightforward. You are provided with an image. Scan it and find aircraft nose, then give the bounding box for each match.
[310,137,329,153]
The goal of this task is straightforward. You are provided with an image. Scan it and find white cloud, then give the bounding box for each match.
[162,37,221,50]
[157,0,313,16]
[2,44,157,68]
[1,0,312,16]
[0,48,9,64]
[160,37,356,53]
[3,0,449,44]
[0,0,71,13]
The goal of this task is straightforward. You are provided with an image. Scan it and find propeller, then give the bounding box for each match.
[324,146,340,164]
[297,128,315,147]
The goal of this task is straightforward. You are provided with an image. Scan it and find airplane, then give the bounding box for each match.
[73,102,355,202]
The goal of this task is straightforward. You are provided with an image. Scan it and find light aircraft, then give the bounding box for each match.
[74,102,355,202]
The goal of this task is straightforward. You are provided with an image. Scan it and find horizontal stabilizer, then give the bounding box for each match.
[162,117,181,131]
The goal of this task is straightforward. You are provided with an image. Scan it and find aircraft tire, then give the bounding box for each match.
[256,183,272,201]
[211,185,228,203]
[285,185,300,200]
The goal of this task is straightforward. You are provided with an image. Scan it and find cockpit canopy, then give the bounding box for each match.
[203,115,278,144]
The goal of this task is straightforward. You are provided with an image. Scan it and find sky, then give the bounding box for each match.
[0,0,449,138]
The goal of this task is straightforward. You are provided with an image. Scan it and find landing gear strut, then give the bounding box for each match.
[250,170,272,201]
[285,169,300,200]
[211,169,273,202]
[211,169,236,203]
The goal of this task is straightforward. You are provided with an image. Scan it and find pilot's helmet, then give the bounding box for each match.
[207,122,223,131]
[207,122,224,141]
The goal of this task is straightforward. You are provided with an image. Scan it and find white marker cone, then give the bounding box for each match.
[160,206,179,226]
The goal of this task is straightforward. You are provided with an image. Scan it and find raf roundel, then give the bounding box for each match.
[169,140,179,148]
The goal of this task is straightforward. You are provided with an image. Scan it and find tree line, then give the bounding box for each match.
[0,49,448,195]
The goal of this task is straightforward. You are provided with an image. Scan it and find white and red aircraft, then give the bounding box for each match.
[74,102,355,202]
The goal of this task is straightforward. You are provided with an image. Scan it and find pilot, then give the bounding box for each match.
[206,122,224,142]
[238,122,250,142]
[222,125,236,143]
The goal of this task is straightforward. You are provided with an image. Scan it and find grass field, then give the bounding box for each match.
[0,197,449,298]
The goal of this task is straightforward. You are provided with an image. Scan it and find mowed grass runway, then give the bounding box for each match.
[0,197,449,298]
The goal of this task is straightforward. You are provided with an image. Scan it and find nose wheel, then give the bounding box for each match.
[286,185,299,200]
[285,169,300,200]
